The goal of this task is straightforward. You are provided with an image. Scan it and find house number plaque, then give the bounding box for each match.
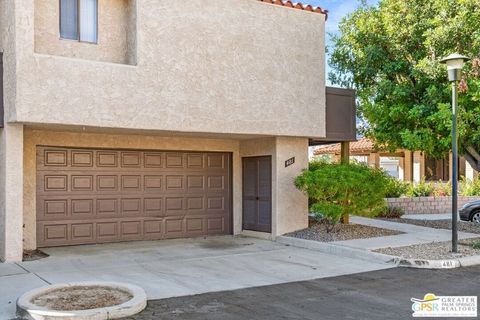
[285,157,295,168]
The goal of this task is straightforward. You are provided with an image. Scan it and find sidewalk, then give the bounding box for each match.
[403,213,453,220]
[331,216,479,250]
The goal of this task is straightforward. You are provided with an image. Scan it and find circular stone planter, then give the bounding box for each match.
[16,282,147,320]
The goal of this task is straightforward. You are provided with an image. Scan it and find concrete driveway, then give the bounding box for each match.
[0,236,393,319]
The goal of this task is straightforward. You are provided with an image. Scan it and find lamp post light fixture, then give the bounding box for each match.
[440,53,470,253]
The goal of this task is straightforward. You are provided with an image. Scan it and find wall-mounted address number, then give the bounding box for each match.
[285,157,295,168]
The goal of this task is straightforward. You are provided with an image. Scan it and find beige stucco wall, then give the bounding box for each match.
[0,0,4,51]
[0,124,24,262]
[1,0,17,122]
[11,0,326,138]
[34,0,136,65]
[22,129,308,251]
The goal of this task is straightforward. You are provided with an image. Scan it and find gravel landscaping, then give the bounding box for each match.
[384,218,480,234]
[286,221,403,242]
[374,238,480,260]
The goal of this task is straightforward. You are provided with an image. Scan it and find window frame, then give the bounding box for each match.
[59,0,98,44]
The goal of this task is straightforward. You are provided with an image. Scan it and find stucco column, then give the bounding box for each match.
[0,124,24,262]
[274,137,309,236]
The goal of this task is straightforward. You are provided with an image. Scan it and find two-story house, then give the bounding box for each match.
[0,0,355,262]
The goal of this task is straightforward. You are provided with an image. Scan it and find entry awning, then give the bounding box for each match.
[309,86,357,146]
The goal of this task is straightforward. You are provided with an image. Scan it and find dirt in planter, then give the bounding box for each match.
[32,286,133,311]
[23,249,49,262]
[286,221,403,242]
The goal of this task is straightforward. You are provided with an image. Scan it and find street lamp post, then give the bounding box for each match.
[440,53,470,253]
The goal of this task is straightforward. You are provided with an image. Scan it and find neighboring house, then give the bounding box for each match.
[0,0,356,262]
[314,138,477,182]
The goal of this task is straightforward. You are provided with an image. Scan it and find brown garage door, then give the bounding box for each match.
[36,147,232,247]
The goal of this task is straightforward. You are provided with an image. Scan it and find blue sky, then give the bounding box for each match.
[307,0,378,85]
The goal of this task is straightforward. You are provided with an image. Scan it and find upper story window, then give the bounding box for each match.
[60,0,98,43]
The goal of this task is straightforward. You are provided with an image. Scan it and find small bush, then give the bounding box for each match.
[433,181,452,197]
[460,177,480,196]
[472,241,480,250]
[311,202,343,233]
[296,161,390,223]
[406,178,435,197]
[385,177,409,198]
[377,205,405,219]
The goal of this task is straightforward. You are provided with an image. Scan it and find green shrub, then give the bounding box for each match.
[385,177,409,198]
[377,205,405,219]
[472,241,480,250]
[310,202,343,233]
[406,178,435,197]
[433,181,452,197]
[295,161,390,222]
[460,177,480,196]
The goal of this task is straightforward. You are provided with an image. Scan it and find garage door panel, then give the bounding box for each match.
[121,152,142,168]
[97,151,118,167]
[186,154,204,169]
[97,221,119,241]
[97,198,119,216]
[37,222,70,246]
[144,220,164,240]
[40,199,69,220]
[144,198,164,217]
[71,223,95,241]
[120,221,143,240]
[207,217,225,234]
[71,151,94,167]
[121,198,142,216]
[186,197,204,211]
[164,219,184,238]
[37,147,231,247]
[144,175,162,190]
[165,153,184,168]
[71,199,94,217]
[207,154,226,169]
[97,175,118,191]
[43,149,68,167]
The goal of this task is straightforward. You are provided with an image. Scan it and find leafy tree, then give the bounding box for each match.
[329,0,480,159]
[295,161,390,224]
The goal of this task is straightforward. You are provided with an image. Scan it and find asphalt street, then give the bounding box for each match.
[125,266,480,320]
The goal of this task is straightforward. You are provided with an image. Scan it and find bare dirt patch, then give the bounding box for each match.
[23,249,49,262]
[374,238,480,260]
[32,286,133,311]
[286,221,403,242]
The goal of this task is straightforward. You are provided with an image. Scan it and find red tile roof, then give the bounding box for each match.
[258,0,329,20]
[314,138,375,155]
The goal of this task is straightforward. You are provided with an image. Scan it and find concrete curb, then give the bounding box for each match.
[276,236,397,265]
[396,254,480,269]
[16,282,147,320]
[277,236,480,269]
